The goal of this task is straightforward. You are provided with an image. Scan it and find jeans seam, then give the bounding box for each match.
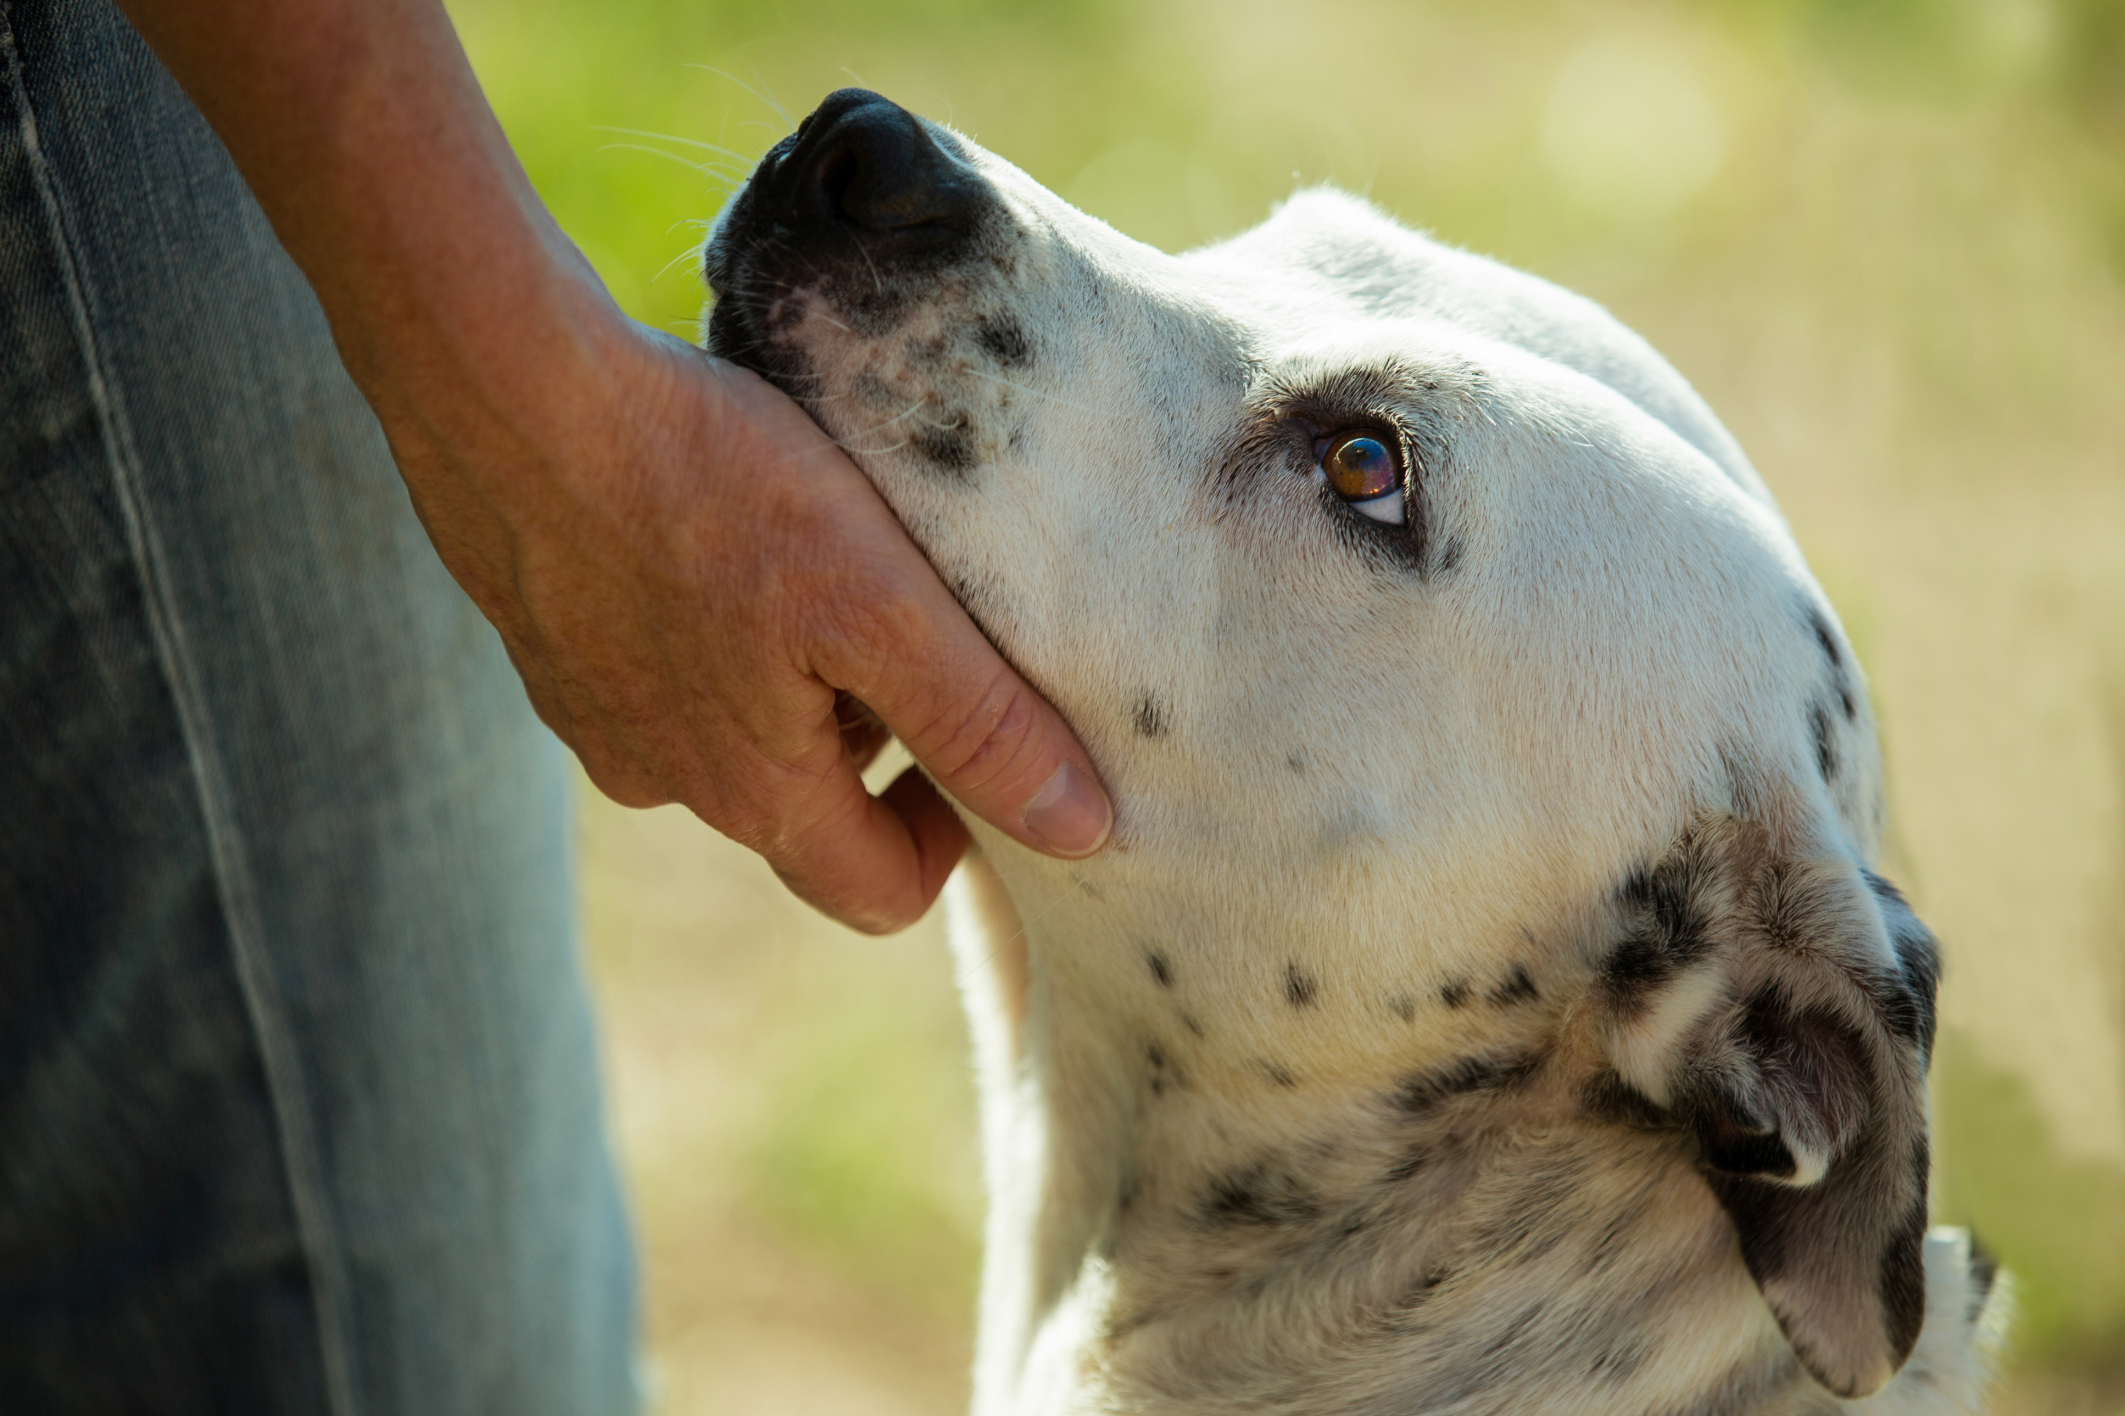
[0,12,363,1413]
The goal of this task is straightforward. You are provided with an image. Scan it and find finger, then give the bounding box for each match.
[879,764,971,901]
[760,753,969,934]
[821,584,1112,861]
[684,353,1109,858]
[835,690,892,776]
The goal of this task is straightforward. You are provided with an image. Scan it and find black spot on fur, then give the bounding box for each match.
[1145,1040,1186,1097]
[1398,1264,1453,1308]
[1285,751,1307,774]
[1197,1162,1322,1229]
[1388,993,1416,1023]
[1178,1010,1205,1039]
[1381,1147,1430,1184]
[1590,1340,1652,1382]
[1583,1199,1646,1275]
[1487,963,1539,1006]
[1719,744,1768,821]
[975,317,1032,367]
[1479,1302,1546,1359]
[1582,1071,1673,1131]
[1436,536,1465,574]
[1646,1354,1808,1416]
[1862,867,1910,910]
[1880,1157,1932,1361]
[1146,951,1173,988]
[1808,606,1843,673]
[1441,979,1471,1009]
[1864,870,1940,1053]
[1132,693,1169,739]
[1605,838,1721,1013]
[1808,607,1860,721]
[912,423,978,477]
[851,367,902,411]
[1284,963,1317,1008]
[1258,1058,1298,1089]
[1811,700,1838,780]
[1966,1230,1999,1322]
[1394,1053,1540,1115]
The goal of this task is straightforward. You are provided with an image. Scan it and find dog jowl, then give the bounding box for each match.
[705,90,1999,1416]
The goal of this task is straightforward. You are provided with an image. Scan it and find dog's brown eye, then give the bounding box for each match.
[1316,432,1405,524]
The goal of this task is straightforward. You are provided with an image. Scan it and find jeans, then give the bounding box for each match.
[0,1,638,1411]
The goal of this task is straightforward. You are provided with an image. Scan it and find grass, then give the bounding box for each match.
[449,0,2125,1407]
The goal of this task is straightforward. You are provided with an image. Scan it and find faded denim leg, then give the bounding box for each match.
[0,2,638,1413]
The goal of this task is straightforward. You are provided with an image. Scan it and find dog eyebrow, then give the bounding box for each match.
[1262,364,1429,413]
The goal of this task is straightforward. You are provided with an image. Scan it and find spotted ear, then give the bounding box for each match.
[1598,817,1939,1399]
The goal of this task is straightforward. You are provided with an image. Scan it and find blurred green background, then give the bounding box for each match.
[446,0,2125,1410]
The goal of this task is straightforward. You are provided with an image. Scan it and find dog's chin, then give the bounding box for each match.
[702,295,764,373]
[703,295,824,416]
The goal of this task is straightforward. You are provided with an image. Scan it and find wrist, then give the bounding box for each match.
[120,0,632,471]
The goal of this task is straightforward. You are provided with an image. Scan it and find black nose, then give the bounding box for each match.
[770,88,987,235]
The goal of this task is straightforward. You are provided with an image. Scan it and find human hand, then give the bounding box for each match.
[376,299,1111,933]
[115,0,1110,933]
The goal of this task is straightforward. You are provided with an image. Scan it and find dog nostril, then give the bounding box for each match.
[814,146,861,220]
[780,87,987,236]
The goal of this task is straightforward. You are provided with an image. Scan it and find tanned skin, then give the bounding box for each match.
[114,0,1111,931]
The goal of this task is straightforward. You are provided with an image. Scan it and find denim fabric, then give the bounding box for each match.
[0,1,638,1411]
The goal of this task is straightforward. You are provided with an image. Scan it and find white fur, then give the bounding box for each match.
[706,108,2001,1415]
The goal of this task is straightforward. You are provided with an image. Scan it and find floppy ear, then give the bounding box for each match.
[1598,815,1939,1399]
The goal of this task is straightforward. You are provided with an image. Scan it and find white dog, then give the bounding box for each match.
[704,90,2002,1416]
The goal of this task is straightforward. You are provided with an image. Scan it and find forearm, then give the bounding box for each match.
[108,7,1112,926]
[114,0,611,452]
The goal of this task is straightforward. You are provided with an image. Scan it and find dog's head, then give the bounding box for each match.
[705,90,1941,1399]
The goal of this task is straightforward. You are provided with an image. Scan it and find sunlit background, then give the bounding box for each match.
[447,0,2125,1410]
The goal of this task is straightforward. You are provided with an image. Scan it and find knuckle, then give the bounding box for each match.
[731,738,860,851]
[903,671,1045,795]
[816,577,930,671]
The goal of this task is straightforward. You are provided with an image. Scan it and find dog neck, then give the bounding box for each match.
[946,849,1811,1416]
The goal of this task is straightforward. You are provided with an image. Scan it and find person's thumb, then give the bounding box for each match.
[833,595,1112,862]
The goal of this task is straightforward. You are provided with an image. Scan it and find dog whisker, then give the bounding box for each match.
[963,367,1104,418]
[952,854,1114,995]
[596,141,727,175]
[655,242,709,287]
[592,125,758,168]
[685,64,793,134]
[840,226,886,297]
[837,400,929,452]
